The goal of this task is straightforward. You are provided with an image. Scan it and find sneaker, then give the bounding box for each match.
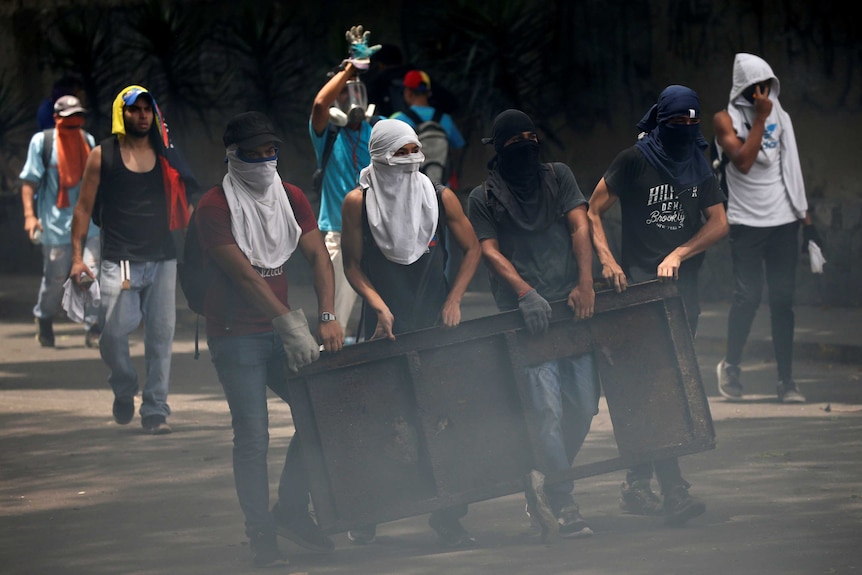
[777,380,806,403]
[141,414,172,435]
[428,510,475,548]
[85,325,101,349]
[557,504,594,538]
[716,360,743,401]
[662,484,706,526]
[619,480,663,516]
[347,525,377,545]
[249,530,287,568]
[274,511,335,553]
[36,318,54,347]
[112,397,134,425]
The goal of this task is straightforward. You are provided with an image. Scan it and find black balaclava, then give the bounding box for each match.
[487,110,541,194]
[482,109,556,231]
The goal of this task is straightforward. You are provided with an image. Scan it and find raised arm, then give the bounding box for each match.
[311,62,358,136]
[713,84,772,175]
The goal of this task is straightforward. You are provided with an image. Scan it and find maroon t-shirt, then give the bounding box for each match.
[195,183,317,337]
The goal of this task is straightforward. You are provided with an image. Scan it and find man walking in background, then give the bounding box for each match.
[70,85,191,435]
[19,95,100,348]
[713,53,824,404]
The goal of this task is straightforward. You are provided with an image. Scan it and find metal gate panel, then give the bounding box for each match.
[287,280,715,532]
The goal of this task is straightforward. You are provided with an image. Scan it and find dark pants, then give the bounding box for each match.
[625,267,701,492]
[725,222,799,381]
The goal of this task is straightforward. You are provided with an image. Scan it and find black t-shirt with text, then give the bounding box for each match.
[603,146,724,281]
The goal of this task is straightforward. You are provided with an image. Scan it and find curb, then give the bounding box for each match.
[695,337,862,365]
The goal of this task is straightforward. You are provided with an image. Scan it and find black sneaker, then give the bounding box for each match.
[557,504,593,538]
[347,525,377,545]
[716,360,743,401]
[662,484,706,526]
[112,397,134,425]
[249,530,287,568]
[274,511,335,553]
[619,480,664,516]
[777,380,806,403]
[141,414,172,435]
[36,318,54,347]
[428,510,475,548]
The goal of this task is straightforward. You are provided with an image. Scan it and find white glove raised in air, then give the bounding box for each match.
[272,309,320,373]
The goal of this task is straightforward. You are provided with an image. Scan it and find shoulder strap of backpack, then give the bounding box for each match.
[41,129,54,170]
[434,183,449,264]
[320,123,340,175]
[431,108,444,124]
[403,108,423,126]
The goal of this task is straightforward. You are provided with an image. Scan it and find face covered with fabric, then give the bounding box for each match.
[635,85,711,191]
[225,143,279,195]
[359,119,439,265]
[486,109,541,192]
[651,86,703,159]
[221,112,300,270]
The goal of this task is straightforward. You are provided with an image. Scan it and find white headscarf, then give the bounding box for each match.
[221,146,301,269]
[358,119,439,265]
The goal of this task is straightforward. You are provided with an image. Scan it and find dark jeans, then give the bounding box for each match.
[725,222,799,381]
[209,332,311,537]
[625,268,701,492]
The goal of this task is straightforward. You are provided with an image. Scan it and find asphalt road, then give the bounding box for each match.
[1,275,861,575]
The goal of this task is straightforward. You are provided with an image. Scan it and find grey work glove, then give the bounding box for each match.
[518,289,552,335]
[273,309,320,373]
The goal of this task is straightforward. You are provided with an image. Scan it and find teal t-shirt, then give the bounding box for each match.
[309,118,373,233]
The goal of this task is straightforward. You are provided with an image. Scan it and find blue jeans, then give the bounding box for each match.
[34,236,100,329]
[208,332,311,537]
[525,352,600,513]
[99,259,176,419]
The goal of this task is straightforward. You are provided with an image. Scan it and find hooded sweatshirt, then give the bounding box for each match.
[720,53,807,227]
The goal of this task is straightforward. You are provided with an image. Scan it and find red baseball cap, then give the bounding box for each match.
[403,70,431,93]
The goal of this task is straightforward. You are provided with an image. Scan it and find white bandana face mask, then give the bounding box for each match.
[226,147,278,194]
[383,150,425,172]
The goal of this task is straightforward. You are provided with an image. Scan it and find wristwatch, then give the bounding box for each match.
[320,312,337,323]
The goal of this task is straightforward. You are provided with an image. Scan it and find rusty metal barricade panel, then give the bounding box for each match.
[288,280,715,533]
[590,298,715,464]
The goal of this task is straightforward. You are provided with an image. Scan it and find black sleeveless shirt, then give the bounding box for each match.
[359,186,449,340]
[98,136,175,261]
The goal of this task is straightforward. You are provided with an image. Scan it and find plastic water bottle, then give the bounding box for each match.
[31,224,42,246]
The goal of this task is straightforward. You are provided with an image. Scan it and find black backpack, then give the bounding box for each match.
[177,208,207,316]
[402,108,449,185]
[710,137,730,197]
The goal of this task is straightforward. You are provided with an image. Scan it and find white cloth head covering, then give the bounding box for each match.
[358,119,439,265]
[725,53,807,219]
[221,146,301,269]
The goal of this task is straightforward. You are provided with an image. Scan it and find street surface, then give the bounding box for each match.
[1,274,861,575]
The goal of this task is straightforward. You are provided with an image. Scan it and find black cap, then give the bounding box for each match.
[223,111,282,148]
